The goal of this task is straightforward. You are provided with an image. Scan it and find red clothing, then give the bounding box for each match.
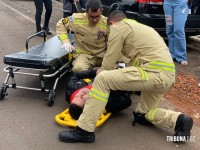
[70,85,92,103]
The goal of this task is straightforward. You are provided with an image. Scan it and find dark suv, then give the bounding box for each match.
[100,0,200,37]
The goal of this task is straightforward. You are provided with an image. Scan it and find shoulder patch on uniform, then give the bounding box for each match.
[62,18,69,25]
[97,31,106,39]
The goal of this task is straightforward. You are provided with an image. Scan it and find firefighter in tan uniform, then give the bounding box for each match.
[56,0,108,73]
[58,10,193,143]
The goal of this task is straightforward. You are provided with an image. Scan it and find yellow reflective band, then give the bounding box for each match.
[91,88,109,98]
[73,19,88,25]
[123,18,137,23]
[148,110,153,121]
[89,88,108,103]
[138,68,149,80]
[98,23,108,31]
[132,58,140,67]
[151,109,158,125]
[148,108,158,125]
[148,61,175,72]
[59,33,68,41]
[89,93,107,103]
[76,48,92,55]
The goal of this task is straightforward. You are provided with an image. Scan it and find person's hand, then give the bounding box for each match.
[61,42,75,53]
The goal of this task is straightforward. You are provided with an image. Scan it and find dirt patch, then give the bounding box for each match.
[164,50,200,126]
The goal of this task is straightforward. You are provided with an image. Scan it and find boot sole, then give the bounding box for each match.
[60,138,95,143]
[59,135,95,143]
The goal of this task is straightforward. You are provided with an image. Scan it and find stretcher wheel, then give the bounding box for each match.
[0,86,7,100]
[47,90,55,106]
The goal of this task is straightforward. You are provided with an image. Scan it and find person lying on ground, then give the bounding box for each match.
[65,69,132,120]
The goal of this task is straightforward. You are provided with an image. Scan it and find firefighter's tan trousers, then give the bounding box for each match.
[72,54,103,73]
[77,67,181,132]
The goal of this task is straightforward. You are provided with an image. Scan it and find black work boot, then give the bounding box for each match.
[42,27,52,35]
[132,112,154,126]
[36,27,45,37]
[59,126,95,143]
[174,114,193,141]
[36,31,45,37]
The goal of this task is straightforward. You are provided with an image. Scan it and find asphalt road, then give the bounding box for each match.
[0,0,199,150]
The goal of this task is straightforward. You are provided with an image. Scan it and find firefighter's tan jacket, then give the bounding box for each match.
[101,19,175,77]
[56,13,108,58]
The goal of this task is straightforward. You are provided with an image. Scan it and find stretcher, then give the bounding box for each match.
[55,108,112,127]
[0,31,73,106]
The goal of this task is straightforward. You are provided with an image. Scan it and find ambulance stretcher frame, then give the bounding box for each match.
[0,31,73,106]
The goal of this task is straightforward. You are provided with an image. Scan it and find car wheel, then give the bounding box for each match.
[107,2,124,15]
